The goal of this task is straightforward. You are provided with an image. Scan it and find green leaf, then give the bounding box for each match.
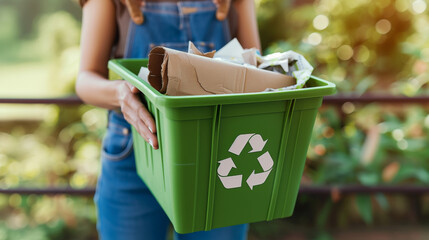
[416,169,429,183]
[315,232,334,240]
[355,76,376,95]
[357,172,379,185]
[375,193,389,211]
[316,201,333,228]
[356,195,373,224]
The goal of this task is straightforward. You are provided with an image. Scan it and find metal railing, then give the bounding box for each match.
[0,185,428,196]
[1,95,429,196]
[1,94,429,105]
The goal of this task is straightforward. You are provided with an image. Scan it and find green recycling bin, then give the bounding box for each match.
[108,59,336,234]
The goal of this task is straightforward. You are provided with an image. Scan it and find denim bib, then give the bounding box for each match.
[124,0,231,58]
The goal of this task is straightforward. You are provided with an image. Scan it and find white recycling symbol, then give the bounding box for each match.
[217,133,274,190]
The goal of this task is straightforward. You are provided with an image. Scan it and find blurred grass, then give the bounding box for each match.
[0,61,56,121]
[0,62,53,97]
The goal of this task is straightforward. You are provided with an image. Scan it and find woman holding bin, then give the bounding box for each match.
[76,0,261,239]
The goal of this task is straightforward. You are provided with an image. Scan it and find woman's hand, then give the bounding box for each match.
[117,81,158,149]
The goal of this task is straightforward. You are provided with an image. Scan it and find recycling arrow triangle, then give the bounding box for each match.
[218,133,274,190]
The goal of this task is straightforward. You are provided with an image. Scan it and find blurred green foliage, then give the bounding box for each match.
[1,0,429,239]
[258,1,429,235]
[0,2,99,238]
[260,0,429,96]
[308,105,429,186]
[0,195,97,240]
[0,105,106,240]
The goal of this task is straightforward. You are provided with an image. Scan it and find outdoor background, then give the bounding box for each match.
[0,0,428,239]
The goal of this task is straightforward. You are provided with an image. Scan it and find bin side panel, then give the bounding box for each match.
[160,106,216,233]
[134,105,173,224]
[192,118,216,231]
[209,101,288,229]
[273,97,322,219]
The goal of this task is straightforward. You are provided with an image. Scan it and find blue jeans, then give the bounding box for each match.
[95,1,248,239]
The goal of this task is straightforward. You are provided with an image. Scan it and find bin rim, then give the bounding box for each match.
[108,59,336,108]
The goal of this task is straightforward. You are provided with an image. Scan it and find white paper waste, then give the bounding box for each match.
[214,38,314,91]
[259,51,314,91]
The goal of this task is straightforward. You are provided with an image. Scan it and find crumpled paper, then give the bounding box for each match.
[258,51,314,91]
[214,38,314,91]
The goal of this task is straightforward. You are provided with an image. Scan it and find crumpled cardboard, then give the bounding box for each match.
[188,41,216,58]
[145,46,296,96]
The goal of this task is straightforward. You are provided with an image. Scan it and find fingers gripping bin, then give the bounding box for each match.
[108,59,336,234]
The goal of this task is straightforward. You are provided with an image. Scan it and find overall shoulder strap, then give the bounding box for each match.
[121,0,231,24]
[121,0,145,24]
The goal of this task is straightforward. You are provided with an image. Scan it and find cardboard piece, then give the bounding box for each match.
[188,42,216,58]
[146,46,296,96]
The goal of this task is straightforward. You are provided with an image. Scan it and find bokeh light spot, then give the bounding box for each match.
[342,102,355,114]
[313,15,329,30]
[332,67,346,82]
[392,129,404,141]
[375,19,392,34]
[397,139,408,150]
[314,144,326,156]
[71,173,89,188]
[353,45,370,62]
[308,32,322,45]
[412,0,427,14]
[337,45,354,60]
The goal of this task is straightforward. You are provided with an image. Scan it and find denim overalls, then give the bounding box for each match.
[94,1,248,239]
